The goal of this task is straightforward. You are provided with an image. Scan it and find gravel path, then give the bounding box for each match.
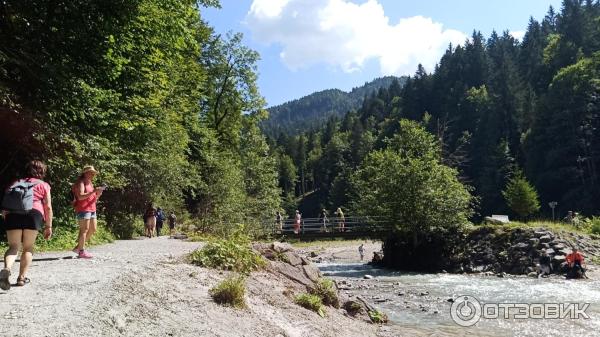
[0,237,202,337]
[0,238,429,337]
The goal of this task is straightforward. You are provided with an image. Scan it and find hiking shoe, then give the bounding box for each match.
[78,250,93,259]
[0,269,10,291]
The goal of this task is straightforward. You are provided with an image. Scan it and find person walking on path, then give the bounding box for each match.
[1,160,53,290]
[72,165,104,259]
[144,203,157,238]
[294,210,301,234]
[155,207,165,236]
[335,207,345,232]
[168,211,177,236]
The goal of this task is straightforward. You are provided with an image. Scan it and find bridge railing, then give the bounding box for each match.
[268,216,390,236]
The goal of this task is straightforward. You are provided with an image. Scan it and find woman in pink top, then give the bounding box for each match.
[72,165,104,259]
[0,160,53,290]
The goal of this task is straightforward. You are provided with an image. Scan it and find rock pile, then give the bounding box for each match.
[462,227,600,275]
[253,242,378,323]
[253,242,322,287]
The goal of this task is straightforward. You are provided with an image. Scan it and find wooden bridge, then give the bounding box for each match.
[268,216,389,240]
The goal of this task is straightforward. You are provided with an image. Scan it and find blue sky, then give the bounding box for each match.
[202,0,562,107]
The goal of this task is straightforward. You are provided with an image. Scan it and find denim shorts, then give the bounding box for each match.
[76,211,97,220]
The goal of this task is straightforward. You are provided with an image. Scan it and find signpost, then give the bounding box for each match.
[548,201,558,221]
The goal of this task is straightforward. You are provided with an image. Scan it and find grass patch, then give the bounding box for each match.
[273,250,290,263]
[368,309,389,323]
[0,217,115,252]
[209,275,246,308]
[295,293,325,317]
[587,217,600,235]
[310,278,339,308]
[190,226,265,274]
[480,220,593,236]
[343,301,363,316]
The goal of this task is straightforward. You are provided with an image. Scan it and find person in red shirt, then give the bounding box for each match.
[565,248,586,279]
[1,160,53,290]
[72,165,105,259]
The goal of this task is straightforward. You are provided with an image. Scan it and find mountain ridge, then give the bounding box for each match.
[262,76,406,136]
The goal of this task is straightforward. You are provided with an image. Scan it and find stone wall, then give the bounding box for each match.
[460,226,600,275]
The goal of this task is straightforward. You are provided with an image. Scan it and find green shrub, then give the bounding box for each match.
[502,171,540,219]
[343,301,363,316]
[295,293,325,317]
[34,218,115,252]
[209,276,246,308]
[587,217,600,235]
[190,226,265,274]
[310,278,339,308]
[368,309,388,324]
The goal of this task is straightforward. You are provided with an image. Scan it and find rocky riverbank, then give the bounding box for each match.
[459,226,600,275]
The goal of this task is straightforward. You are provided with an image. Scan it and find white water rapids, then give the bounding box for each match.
[318,262,600,337]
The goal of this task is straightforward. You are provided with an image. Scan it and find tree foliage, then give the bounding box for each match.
[271,1,600,220]
[0,0,279,237]
[350,120,472,241]
[503,171,541,218]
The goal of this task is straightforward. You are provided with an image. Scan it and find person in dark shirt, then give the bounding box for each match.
[537,250,552,278]
[155,207,165,236]
[168,211,177,237]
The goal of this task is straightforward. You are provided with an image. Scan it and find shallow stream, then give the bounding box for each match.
[318,262,600,337]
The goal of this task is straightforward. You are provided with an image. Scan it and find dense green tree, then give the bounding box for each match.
[0,0,282,238]
[240,114,281,226]
[350,120,472,245]
[503,171,541,218]
[277,153,297,195]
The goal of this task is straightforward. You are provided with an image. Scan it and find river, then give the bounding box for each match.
[318,262,600,337]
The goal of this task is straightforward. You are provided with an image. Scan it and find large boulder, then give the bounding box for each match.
[552,255,566,270]
[303,264,321,282]
[284,251,303,266]
[270,260,314,287]
[272,242,294,253]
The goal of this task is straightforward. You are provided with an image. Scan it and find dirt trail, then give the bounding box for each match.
[0,237,421,337]
[0,237,203,336]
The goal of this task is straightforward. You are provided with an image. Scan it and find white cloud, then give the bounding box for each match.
[249,0,290,19]
[509,30,525,41]
[246,0,467,75]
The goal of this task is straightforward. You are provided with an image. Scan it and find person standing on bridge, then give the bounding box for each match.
[319,208,329,232]
[275,211,283,232]
[335,207,345,232]
[294,210,301,234]
[1,160,53,290]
